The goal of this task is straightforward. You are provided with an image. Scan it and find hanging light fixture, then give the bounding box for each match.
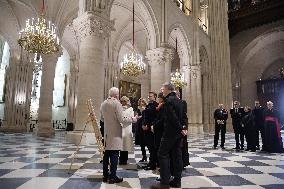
[18,0,60,55]
[120,0,146,77]
[170,38,187,88]
[171,69,187,88]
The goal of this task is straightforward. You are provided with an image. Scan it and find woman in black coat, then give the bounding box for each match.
[135,98,148,162]
[242,106,256,152]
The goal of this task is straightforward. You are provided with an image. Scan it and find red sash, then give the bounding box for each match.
[265,116,282,139]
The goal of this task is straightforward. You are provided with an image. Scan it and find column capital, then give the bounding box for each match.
[146,46,175,67]
[73,12,115,41]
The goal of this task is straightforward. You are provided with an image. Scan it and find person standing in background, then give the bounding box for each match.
[142,92,158,170]
[213,104,228,149]
[253,101,265,151]
[242,106,256,152]
[230,101,245,151]
[135,98,148,163]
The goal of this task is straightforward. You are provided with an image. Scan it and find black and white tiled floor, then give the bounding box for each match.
[0,132,284,189]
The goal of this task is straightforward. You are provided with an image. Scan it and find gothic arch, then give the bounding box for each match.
[168,24,192,69]
[110,0,160,65]
[237,27,284,106]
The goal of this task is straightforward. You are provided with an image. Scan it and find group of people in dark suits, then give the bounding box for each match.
[214,100,283,153]
[135,83,189,189]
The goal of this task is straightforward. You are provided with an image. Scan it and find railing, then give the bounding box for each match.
[173,0,192,15]
[29,119,67,131]
[228,0,273,12]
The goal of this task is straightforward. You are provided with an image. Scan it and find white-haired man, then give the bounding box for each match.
[100,87,137,184]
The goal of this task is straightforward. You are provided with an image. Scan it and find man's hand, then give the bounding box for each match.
[150,125,154,133]
[142,125,148,131]
[181,129,188,136]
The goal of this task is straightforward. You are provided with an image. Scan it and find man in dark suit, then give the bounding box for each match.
[151,83,187,189]
[214,104,228,149]
[253,101,265,150]
[142,92,158,170]
[230,101,245,150]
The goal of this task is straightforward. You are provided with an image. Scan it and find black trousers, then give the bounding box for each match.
[141,144,147,159]
[256,126,265,149]
[234,128,245,149]
[182,136,190,167]
[145,132,157,167]
[158,136,183,185]
[245,129,256,150]
[214,124,226,147]
[119,151,128,164]
[103,150,119,178]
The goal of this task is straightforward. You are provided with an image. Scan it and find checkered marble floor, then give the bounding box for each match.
[0,132,283,189]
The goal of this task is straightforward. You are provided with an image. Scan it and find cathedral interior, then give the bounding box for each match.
[0,0,284,188]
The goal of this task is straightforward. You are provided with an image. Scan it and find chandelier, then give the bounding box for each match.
[171,69,187,88]
[18,0,60,55]
[120,0,146,77]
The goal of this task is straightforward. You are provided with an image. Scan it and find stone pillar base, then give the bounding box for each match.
[0,126,27,133]
[188,124,204,134]
[36,122,55,137]
[65,131,97,145]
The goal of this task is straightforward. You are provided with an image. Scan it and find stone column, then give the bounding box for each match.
[73,12,114,130]
[37,53,61,137]
[141,72,150,99]
[208,0,233,131]
[67,56,79,124]
[1,50,33,133]
[187,65,203,133]
[187,0,203,133]
[146,46,174,92]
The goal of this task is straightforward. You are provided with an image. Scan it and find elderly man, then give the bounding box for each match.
[214,104,228,149]
[100,87,136,184]
[151,83,188,189]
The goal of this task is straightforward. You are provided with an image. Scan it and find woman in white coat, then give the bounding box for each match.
[119,96,135,165]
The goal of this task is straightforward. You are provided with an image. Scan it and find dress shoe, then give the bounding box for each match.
[150,183,170,189]
[213,146,217,149]
[240,147,244,150]
[250,149,256,152]
[245,148,250,151]
[102,177,108,182]
[169,179,181,188]
[108,176,123,184]
[139,157,147,162]
[221,146,225,150]
[144,166,156,170]
[156,177,161,182]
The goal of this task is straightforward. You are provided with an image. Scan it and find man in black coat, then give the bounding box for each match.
[230,101,245,150]
[176,90,189,168]
[253,101,265,150]
[142,92,158,170]
[151,83,187,189]
[214,104,228,149]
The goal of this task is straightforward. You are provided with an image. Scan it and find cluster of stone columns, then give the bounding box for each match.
[207,0,233,131]
[73,0,114,131]
[1,50,33,133]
